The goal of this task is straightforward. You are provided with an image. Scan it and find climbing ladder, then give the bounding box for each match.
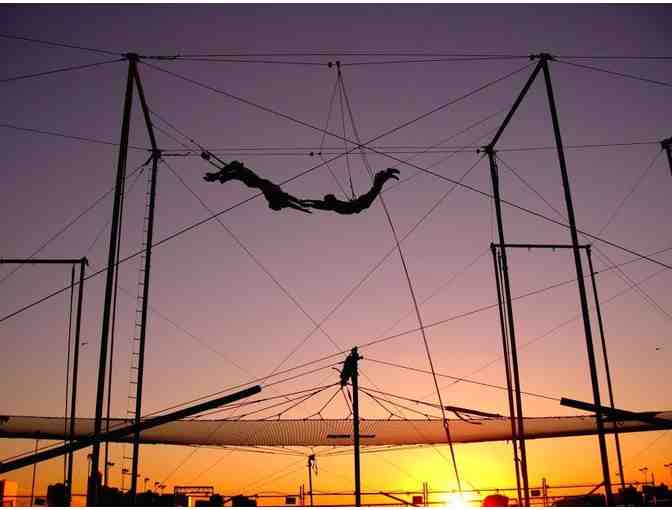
[121,165,153,488]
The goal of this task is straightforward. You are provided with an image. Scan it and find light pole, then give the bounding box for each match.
[121,468,129,492]
[105,461,115,487]
[639,467,649,486]
[665,463,672,483]
[30,439,39,506]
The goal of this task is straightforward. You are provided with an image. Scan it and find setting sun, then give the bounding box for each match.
[444,493,476,509]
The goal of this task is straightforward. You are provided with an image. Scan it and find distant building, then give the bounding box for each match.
[0,480,18,507]
[231,495,257,507]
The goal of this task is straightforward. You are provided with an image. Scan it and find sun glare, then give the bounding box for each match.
[443,493,475,510]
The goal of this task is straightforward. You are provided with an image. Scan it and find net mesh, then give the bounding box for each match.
[2,412,671,446]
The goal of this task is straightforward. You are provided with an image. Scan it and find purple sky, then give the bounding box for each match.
[1,4,671,503]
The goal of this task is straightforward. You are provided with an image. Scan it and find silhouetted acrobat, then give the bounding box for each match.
[204,159,312,213]
[302,168,400,214]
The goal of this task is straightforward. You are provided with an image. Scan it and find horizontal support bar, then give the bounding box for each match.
[491,243,590,250]
[1,258,88,265]
[560,397,672,427]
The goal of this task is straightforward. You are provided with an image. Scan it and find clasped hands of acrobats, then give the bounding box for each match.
[203,156,399,215]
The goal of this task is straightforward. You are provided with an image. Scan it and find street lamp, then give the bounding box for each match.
[105,462,115,486]
[639,467,649,486]
[121,468,129,492]
[664,463,672,484]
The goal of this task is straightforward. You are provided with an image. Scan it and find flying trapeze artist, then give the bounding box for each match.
[203,157,313,213]
[301,167,399,214]
[203,155,400,215]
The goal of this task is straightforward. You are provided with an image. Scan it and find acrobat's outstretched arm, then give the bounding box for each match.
[203,160,248,183]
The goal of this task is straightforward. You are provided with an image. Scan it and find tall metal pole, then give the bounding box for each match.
[586,246,626,492]
[351,347,362,507]
[67,258,87,502]
[540,54,613,505]
[63,265,75,490]
[130,150,159,501]
[491,245,522,504]
[30,439,39,506]
[307,454,315,506]
[129,58,160,503]
[485,149,530,506]
[88,54,135,506]
[104,180,126,488]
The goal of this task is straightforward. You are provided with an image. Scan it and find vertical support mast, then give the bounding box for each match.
[484,150,530,506]
[67,258,87,501]
[586,246,625,491]
[307,454,315,507]
[540,54,613,505]
[352,348,362,507]
[341,347,363,507]
[490,245,522,504]
[88,53,135,506]
[129,58,160,502]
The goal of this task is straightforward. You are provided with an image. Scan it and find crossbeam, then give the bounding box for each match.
[560,398,672,428]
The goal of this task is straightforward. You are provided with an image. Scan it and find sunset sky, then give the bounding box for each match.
[1,3,671,505]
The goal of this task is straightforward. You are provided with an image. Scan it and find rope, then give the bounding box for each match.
[359,389,441,420]
[318,74,350,198]
[338,68,463,494]
[336,70,355,199]
[156,140,660,155]
[0,122,148,150]
[201,384,338,420]
[597,150,664,235]
[360,385,504,417]
[158,56,328,67]
[0,33,122,57]
[0,58,124,83]
[169,51,530,59]
[311,386,344,418]
[556,58,672,88]
[365,359,559,401]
